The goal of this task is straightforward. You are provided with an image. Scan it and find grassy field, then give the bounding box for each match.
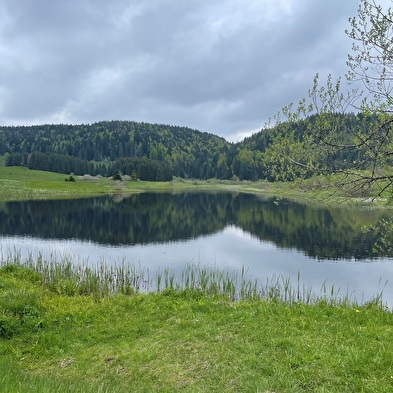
[0,156,387,206]
[0,160,249,200]
[0,158,295,202]
[0,258,392,393]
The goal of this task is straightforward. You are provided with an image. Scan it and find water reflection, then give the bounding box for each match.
[1,225,392,306]
[0,192,391,260]
[1,192,393,305]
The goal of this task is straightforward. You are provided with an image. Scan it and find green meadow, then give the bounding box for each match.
[0,258,392,393]
[0,161,154,200]
[0,155,385,206]
[0,158,283,202]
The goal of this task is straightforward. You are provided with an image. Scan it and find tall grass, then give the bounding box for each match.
[1,251,152,297]
[0,250,386,307]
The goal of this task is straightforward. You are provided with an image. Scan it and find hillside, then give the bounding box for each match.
[0,121,232,180]
[0,113,377,182]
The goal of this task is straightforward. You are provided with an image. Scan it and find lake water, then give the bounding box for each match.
[1,192,393,305]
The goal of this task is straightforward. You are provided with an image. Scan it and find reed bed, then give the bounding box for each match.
[0,250,385,307]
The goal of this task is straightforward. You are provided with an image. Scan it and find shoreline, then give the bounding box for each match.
[0,164,390,208]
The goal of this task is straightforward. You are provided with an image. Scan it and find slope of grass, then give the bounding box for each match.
[0,259,392,393]
[0,162,270,201]
[1,155,391,206]
[0,164,120,199]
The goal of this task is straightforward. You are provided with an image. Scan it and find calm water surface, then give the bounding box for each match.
[1,192,392,304]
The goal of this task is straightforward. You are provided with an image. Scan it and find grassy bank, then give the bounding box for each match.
[0,257,392,392]
[0,161,247,200]
[0,157,385,206]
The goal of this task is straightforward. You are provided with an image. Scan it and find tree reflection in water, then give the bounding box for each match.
[0,192,392,260]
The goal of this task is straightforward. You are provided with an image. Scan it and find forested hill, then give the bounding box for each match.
[0,121,233,179]
[1,114,370,181]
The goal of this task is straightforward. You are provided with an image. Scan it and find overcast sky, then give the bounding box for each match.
[0,0,388,142]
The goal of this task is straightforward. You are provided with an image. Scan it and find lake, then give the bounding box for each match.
[1,192,393,305]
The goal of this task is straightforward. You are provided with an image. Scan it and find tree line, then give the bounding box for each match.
[1,121,234,180]
[1,114,373,182]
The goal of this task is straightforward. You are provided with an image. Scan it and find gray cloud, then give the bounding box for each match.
[0,0,361,141]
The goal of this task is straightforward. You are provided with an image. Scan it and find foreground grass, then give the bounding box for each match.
[1,260,393,392]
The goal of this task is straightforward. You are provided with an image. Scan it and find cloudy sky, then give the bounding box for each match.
[0,0,386,141]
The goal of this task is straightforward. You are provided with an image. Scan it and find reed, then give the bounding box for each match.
[0,250,385,307]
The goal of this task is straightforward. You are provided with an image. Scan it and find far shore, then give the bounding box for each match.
[0,164,390,208]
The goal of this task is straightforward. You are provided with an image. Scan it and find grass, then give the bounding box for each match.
[0,160,386,207]
[2,155,391,207]
[0,165,125,200]
[0,163,225,200]
[1,255,392,392]
[0,161,291,203]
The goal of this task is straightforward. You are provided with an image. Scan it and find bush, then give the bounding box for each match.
[112,169,122,181]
